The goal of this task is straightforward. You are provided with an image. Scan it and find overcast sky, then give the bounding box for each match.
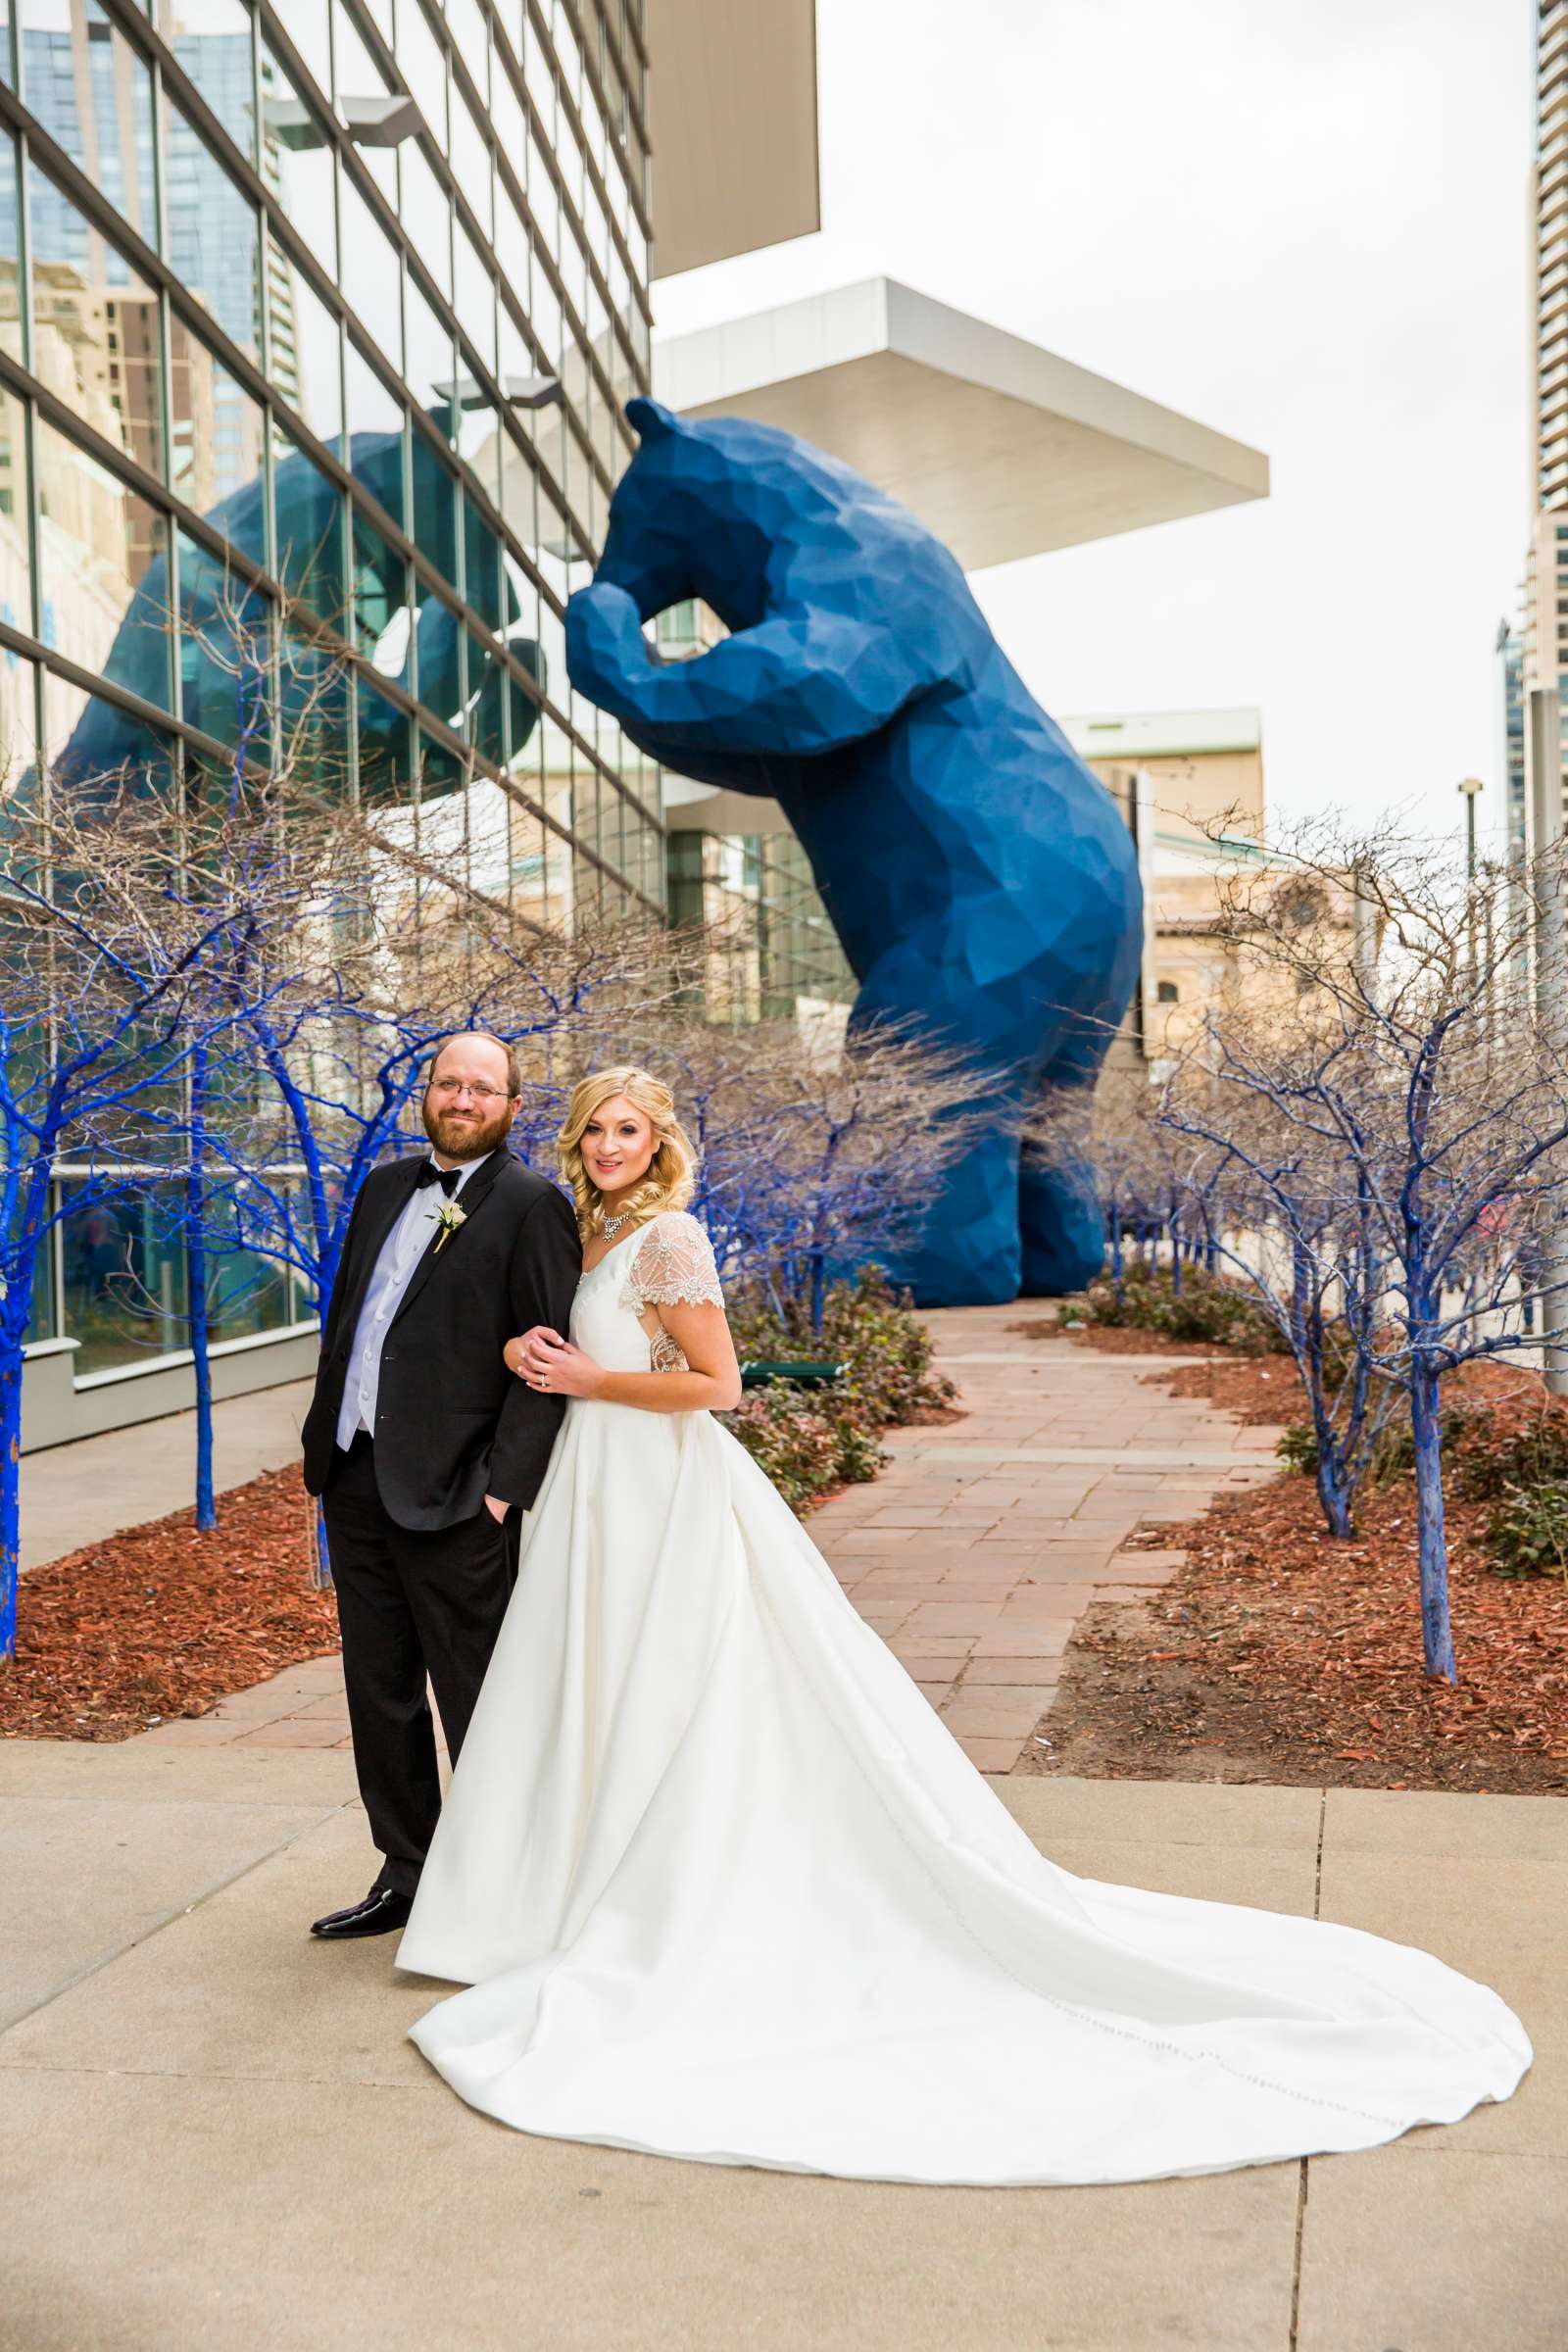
[654,0,1532,847]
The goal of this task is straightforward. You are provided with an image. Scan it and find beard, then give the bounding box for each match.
[421,1095,514,1162]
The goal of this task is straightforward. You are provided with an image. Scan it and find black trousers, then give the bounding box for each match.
[322,1433,514,1897]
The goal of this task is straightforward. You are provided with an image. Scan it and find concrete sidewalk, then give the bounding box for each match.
[19,1379,315,1572]
[5,1309,1562,2346]
[1,1742,1561,2352]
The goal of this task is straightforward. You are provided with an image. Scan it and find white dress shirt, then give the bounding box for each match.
[335,1152,493,1451]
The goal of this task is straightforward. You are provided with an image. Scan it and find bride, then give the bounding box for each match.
[396,1066,1530,2185]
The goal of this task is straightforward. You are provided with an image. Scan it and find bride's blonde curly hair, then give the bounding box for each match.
[557,1065,698,1242]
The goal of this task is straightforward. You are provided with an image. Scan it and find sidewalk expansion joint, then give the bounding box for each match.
[0,1797,356,2041]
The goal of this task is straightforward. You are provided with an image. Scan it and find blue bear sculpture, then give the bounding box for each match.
[565,398,1144,1306]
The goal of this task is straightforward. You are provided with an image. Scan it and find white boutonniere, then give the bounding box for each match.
[432,1200,467,1254]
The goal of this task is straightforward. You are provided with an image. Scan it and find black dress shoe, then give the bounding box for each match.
[310,1886,415,1939]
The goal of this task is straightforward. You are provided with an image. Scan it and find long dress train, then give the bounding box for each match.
[396,1212,1530,2186]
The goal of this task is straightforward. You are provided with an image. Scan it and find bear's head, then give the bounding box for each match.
[594,397,927,638]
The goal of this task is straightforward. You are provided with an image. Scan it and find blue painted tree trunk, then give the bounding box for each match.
[0,1337,22,1664]
[1409,1352,1458,1683]
[186,1046,216,1531]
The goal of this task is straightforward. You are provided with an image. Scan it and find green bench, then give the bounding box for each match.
[739,1358,848,1391]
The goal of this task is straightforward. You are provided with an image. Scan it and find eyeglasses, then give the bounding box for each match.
[427,1078,509,1102]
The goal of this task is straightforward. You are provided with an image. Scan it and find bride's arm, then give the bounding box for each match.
[506,1306,743,1414]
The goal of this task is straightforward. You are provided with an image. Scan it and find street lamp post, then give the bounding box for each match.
[1456,773,1484,887]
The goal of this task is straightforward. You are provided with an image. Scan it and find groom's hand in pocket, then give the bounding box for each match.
[483,1494,509,1525]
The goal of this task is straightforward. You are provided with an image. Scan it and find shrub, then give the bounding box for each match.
[1484,1483,1568,1579]
[723,1385,847,1513]
[728,1267,956,1427]
[721,1266,950,1513]
[1449,1401,1568,1503]
[1277,1399,1481,1494]
[1079,1263,1282,1354]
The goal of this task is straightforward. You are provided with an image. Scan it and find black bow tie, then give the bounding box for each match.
[416,1162,462,1197]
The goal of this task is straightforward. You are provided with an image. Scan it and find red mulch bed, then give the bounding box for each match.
[1,1464,338,1742]
[1026,1353,1568,1793]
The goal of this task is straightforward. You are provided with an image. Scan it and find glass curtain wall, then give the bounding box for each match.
[5,0,659,1376]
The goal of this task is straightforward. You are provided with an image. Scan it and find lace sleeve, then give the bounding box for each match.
[620,1213,725,1315]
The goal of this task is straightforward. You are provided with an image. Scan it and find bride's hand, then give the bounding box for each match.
[505,1325,559,1377]
[515,1329,603,1399]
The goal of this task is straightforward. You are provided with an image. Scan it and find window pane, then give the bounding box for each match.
[0,132,18,361]
[446,0,488,99]
[36,416,171,712]
[399,137,452,299]
[338,171,402,371]
[268,0,330,101]
[350,509,409,671]
[0,377,28,638]
[462,491,501,631]
[270,420,346,622]
[45,681,172,807]
[270,238,344,458]
[172,328,266,525]
[395,0,446,154]
[21,2,156,246]
[410,435,458,589]
[332,2,396,203]
[62,1178,187,1376]
[26,164,162,476]
[356,665,412,803]
[0,644,36,800]
[404,271,456,437]
[278,621,351,797]
[345,334,405,525]
[261,38,338,280]
[164,101,263,365]
[176,528,270,748]
[454,220,496,374]
[172,5,256,170]
[412,587,462,735]
[450,80,493,239]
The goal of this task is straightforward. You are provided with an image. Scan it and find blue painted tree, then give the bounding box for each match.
[565,399,1144,1308]
[1152,835,1568,1685]
[622,1014,984,1329]
[0,781,304,1660]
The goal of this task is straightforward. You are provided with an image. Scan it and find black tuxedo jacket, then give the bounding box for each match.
[301,1151,582,1529]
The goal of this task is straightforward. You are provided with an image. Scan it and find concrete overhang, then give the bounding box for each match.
[654,278,1269,572]
[647,0,821,279]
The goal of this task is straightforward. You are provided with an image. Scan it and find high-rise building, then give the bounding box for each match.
[1517,1,1568,841]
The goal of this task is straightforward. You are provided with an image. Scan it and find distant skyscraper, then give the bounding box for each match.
[1521,0,1568,840]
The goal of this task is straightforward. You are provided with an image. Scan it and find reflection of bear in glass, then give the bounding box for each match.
[565,399,1144,1306]
[49,420,543,808]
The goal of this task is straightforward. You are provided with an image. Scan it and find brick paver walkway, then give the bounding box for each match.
[137,1305,1279,1773]
[814,1305,1281,1768]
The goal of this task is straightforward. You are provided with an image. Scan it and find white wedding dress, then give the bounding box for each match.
[397,1211,1530,2184]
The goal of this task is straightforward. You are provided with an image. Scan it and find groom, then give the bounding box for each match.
[301,1031,581,1939]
